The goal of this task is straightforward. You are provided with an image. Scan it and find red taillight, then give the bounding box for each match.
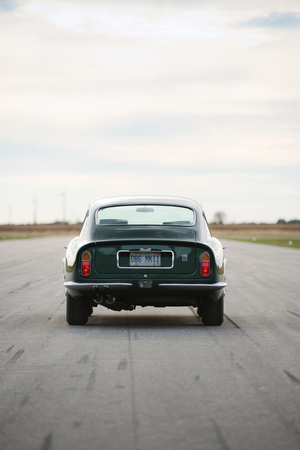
[201,252,210,277]
[81,251,91,276]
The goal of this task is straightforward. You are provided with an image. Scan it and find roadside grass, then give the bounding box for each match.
[218,236,300,249]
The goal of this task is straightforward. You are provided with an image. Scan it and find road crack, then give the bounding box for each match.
[284,370,300,385]
[7,349,25,364]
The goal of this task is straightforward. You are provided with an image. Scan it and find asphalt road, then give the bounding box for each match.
[0,236,300,450]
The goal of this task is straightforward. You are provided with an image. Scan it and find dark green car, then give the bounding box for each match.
[63,196,227,326]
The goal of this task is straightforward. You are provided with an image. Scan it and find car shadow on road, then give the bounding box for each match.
[87,313,202,328]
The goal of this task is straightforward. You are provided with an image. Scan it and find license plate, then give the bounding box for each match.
[129,252,161,267]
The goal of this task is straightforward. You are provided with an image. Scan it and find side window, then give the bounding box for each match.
[79,209,89,237]
[203,213,212,238]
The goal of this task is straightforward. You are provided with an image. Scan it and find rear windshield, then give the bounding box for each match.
[96,205,194,226]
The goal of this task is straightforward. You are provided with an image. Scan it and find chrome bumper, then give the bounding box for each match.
[64,281,226,293]
[64,282,133,292]
[158,282,226,291]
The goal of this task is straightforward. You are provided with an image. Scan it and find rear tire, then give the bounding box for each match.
[66,292,89,325]
[197,301,203,317]
[202,292,224,326]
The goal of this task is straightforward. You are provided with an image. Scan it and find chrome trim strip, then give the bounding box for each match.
[117,250,174,269]
[158,282,227,291]
[64,282,133,291]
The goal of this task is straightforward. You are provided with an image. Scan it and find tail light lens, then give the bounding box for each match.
[201,251,210,277]
[81,251,91,276]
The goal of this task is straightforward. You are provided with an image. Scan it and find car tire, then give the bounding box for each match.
[202,292,224,326]
[87,305,93,316]
[196,301,203,317]
[66,292,89,325]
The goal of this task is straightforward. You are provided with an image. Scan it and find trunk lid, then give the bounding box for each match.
[93,227,196,275]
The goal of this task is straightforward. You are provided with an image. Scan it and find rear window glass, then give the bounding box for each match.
[96,205,194,226]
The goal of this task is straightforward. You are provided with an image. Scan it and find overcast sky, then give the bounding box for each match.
[0,0,299,224]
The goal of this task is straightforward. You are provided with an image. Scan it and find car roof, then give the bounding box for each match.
[89,195,203,212]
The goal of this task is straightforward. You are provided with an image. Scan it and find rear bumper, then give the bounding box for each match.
[64,282,133,292]
[158,282,226,291]
[64,281,226,293]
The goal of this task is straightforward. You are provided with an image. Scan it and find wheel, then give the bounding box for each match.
[202,292,224,326]
[87,305,93,316]
[66,292,89,325]
[197,301,203,317]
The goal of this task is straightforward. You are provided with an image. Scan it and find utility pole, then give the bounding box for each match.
[33,199,37,224]
[62,192,66,223]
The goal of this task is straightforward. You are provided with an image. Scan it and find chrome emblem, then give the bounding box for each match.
[182,254,188,262]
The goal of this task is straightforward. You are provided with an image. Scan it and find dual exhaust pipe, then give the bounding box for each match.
[94,293,116,305]
[93,286,134,311]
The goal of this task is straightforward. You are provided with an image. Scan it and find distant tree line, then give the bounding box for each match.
[211,213,300,225]
[277,219,300,224]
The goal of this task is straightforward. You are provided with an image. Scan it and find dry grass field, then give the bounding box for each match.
[0,224,82,238]
[0,223,299,238]
[1,223,300,248]
[209,223,300,237]
[210,224,300,248]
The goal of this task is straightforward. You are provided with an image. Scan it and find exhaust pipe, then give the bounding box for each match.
[105,295,116,304]
[93,286,134,311]
[93,288,116,305]
[93,293,115,304]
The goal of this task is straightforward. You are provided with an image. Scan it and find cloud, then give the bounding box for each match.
[21,2,272,44]
[243,13,300,29]
[26,5,233,43]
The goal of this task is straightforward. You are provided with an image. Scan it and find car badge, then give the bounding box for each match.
[182,254,188,262]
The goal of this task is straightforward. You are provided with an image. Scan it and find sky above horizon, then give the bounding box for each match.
[0,0,299,224]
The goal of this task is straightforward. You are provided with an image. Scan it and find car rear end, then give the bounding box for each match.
[64,198,226,325]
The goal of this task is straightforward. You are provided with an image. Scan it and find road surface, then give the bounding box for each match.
[0,236,300,450]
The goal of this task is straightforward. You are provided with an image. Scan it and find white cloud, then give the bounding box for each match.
[21,2,275,45]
